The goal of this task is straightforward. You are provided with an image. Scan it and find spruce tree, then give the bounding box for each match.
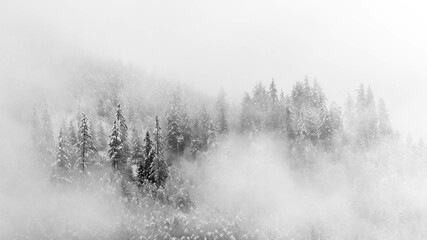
[108,120,123,173]
[190,118,202,158]
[50,128,72,183]
[167,88,184,156]
[75,113,96,174]
[130,128,144,164]
[41,105,55,157]
[269,79,278,102]
[115,104,130,160]
[216,88,228,135]
[240,92,255,133]
[138,131,154,183]
[199,106,211,150]
[149,116,168,187]
[378,98,392,136]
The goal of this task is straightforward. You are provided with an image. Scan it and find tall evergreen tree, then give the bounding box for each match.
[216,88,228,135]
[108,120,124,173]
[75,113,96,174]
[115,104,130,160]
[149,116,168,187]
[41,105,55,156]
[190,117,202,158]
[269,79,278,102]
[167,88,184,156]
[181,102,192,152]
[240,92,255,133]
[378,98,392,136]
[199,106,211,150]
[138,131,154,183]
[130,128,144,164]
[50,128,72,183]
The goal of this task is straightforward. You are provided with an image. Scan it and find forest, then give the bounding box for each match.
[13,59,426,239]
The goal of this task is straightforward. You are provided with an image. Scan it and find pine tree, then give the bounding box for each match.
[366,86,378,144]
[343,94,356,137]
[266,79,281,132]
[216,88,228,135]
[115,104,130,160]
[108,120,123,173]
[149,116,168,187]
[75,113,96,174]
[240,92,255,133]
[167,88,184,156]
[190,118,202,159]
[50,128,72,183]
[138,131,154,183]
[130,128,144,164]
[378,98,392,136]
[269,79,278,102]
[181,102,192,152]
[41,105,55,157]
[199,106,211,150]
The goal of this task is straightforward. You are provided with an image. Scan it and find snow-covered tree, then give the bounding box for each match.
[149,116,168,187]
[108,120,124,173]
[115,104,130,160]
[41,105,55,157]
[216,88,228,135]
[199,106,211,151]
[378,98,392,136]
[75,113,96,174]
[167,88,184,156]
[137,131,154,184]
[130,128,144,165]
[50,128,72,183]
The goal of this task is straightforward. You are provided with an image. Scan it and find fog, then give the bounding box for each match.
[1,0,427,239]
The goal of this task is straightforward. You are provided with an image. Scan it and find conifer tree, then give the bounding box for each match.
[149,116,168,187]
[181,102,192,152]
[115,104,130,160]
[199,106,211,150]
[138,131,154,183]
[130,128,144,165]
[216,88,228,135]
[51,128,72,183]
[75,113,96,174]
[269,79,278,102]
[343,94,356,137]
[240,92,255,133]
[108,120,123,173]
[378,98,392,136]
[41,105,55,156]
[167,88,184,156]
[267,79,281,132]
[190,118,202,158]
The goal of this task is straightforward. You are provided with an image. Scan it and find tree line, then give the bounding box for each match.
[31,78,394,187]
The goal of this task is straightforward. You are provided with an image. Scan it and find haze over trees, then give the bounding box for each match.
[18,56,427,239]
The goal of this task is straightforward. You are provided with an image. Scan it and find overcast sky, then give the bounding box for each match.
[1,0,427,139]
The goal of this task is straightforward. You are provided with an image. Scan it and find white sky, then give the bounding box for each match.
[1,0,427,139]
